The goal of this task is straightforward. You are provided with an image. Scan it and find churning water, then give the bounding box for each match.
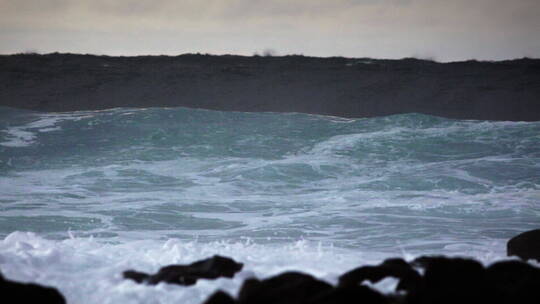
[0,106,539,303]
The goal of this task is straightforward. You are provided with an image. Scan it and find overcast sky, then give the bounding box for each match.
[1,0,539,61]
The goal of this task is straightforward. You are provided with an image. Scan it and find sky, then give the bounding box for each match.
[1,0,539,61]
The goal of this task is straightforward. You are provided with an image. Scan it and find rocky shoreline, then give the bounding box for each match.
[1,53,540,121]
[2,230,539,304]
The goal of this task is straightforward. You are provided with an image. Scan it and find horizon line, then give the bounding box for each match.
[1,51,538,64]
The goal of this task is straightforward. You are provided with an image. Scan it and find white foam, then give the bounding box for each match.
[1,114,69,147]
[0,128,37,147]
[0,232,389,304]
[0,231,514,304]
[0,231,515,304]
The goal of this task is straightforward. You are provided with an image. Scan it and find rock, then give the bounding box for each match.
[412,256,487,304]
[485,260,540,304]
[237,272,333,304]
[203,290,236,304]
[122,270,150,283]
[231,270,390,304]
[507,229,540,261]
[123,255,243,286]
[0,272,66,304]
[339,257,421,293]
[199,254,540,304]
[306,285,389,304]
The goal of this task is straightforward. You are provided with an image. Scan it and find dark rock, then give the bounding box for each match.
[123,255,243,286]
[200,254,540,304]
[183,255,243,279]
[485,260,540,304]
[307,285,389,304]
[236,278,262,302]
[339,257,421,293]
[412,256,487,304]
[122,270,150,283]
[237,272,333,304]
[507,229,540,261]
[203,290,237,304]
[0,272,66,304]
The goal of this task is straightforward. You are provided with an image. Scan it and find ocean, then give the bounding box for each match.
[0,106,539,303]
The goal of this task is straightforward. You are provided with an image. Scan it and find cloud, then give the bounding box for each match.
[0,0,539,60]
[0,0,72,11]
[2,0,539,30]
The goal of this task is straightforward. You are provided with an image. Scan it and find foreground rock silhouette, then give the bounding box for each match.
[1,53,540,121]
[507,229,540,261]
[123,255,243,285]
[0,272,65,304]
[202,256,540,304]
[207,271,389,304]
[125,229,540,303]
[339,257,421,293]
[3,250,538,304]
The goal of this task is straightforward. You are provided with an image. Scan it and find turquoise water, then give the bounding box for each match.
[0,106,539,303]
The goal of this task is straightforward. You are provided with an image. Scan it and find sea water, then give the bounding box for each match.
[0,106,539,303]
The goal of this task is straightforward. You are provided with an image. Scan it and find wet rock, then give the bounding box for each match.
[200,254,540,304]
[122,270,150,283]
[507,229,540,261]
[203,290,236,304]
[307,285,389,304]
[339,257,421,293]
[485,260,540,304]
[0,272,66,304]
[123,255,243,286]
[229,270,390,304]
[237,272,333,304]
[412,256,487,304]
